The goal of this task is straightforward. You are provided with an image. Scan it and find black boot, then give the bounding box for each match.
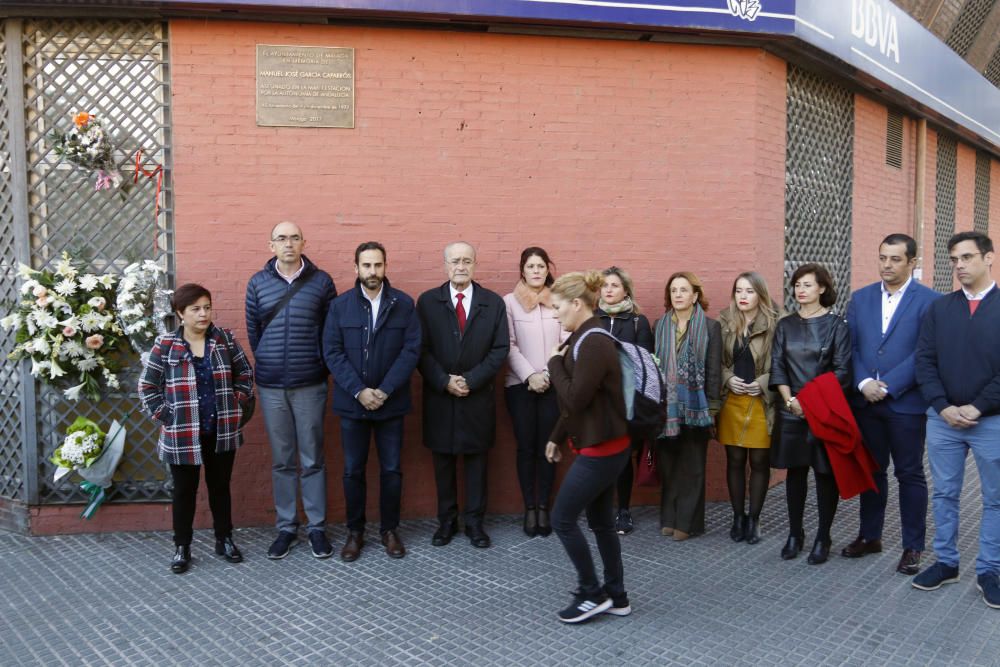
[807,537,832,565]
[730,512,746,542]
[780,532,805,560]
[536,506,552,537]
[745,515,761,545]
[523,506,538,537]
[171,545,191,574]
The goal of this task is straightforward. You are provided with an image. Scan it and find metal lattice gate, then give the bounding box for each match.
[974,152,991,235]
[783,64,854,313]
[0,18,174,513]
[934,135,957,292]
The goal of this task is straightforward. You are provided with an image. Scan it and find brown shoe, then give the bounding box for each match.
[381,529,407,559]
[340,531,364,562]
[672,530,690,541]
[840,536,882,558]
[660,526,674,536]
[896,549,922,575]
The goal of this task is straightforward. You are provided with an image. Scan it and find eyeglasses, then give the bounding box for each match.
[271,235,303,244]
[447,258,475,267]
[949,252,983,265]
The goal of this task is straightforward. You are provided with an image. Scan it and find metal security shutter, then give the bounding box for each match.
[974,152,990,235]
[934,135,958,292]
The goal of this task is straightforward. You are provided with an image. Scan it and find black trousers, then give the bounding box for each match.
[169,433,236,547]
[505,384,559,508]
[432,451,488,527]
[551,449,630,599]
[656,426,709,535]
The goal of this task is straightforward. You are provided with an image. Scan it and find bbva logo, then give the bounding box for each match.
[851,0,900,64]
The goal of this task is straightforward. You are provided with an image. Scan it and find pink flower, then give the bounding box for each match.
[85,334,103,350]
[95,171,112,191]
[63,325,77,337]
[32,284,47,298]
[87,296,106,310]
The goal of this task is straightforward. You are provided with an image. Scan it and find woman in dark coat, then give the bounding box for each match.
[138,283,254,574]
[770,263,851,565]
[597,266,653,535]
[653,271,722,541]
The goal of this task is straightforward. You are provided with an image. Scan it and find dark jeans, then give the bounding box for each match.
[785,466,839,542]
[432,451,488,526]
[170,433,235,547]
[854,402,928,550]
[656,427,709,534]
[551,449,630,599]
[615,434,645,510]
[341,416,404,534]
[505,384,559,508]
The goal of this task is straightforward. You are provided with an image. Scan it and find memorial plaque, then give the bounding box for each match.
[256,44,354,128]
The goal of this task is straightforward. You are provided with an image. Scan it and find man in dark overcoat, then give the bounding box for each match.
[417,242,509,548]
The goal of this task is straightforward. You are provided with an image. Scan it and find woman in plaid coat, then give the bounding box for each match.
[138,283,254,574]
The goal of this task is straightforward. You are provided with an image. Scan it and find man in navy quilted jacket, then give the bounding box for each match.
[246,221,337,560]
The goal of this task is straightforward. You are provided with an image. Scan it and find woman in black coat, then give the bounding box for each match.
[597,266,653,535]
[770,263,851,565]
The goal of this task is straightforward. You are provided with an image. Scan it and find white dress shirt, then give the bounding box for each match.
[857,277,912,393]
[364,284,384,330]
[963,281,996,301]
[276,258,305,284]
[449,283,473,312]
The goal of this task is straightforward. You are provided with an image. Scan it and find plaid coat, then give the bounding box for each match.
[138,325,254,465]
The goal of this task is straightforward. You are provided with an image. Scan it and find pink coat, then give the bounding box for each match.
[503,292,567,387]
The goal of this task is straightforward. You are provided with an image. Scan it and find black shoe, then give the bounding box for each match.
[536,506,552,537]
[523,506,538,537]
[267,531,297,560]
[171,545,191,574]
[310,530,334,559]
[558,591,612,623]
[840,536,883,558]
[730,513,746,542]
[214,537,243,563]
[615,508,634,536]
[745,516,761,545]
[432,519,458,547]
[781,532,805,560]
[896,549,922,575]
[807,538,832,565]
[465,524,491,548]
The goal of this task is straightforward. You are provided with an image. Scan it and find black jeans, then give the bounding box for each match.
[551,449,630,599]
[432,451,488,527]
[505,384,560,507]
[341,416,404,533]
[169,433,236,547]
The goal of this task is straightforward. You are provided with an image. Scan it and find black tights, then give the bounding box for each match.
[725,446,770,519]
[615,436,643,510]
[785,466,839,542]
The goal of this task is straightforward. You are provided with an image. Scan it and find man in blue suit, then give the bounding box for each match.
[843,233,940,575]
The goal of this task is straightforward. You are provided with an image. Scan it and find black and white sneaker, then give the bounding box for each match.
[604,595,632,617]
[557,592,612,623]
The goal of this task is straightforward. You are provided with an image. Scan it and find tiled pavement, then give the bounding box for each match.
[1,457,997,667]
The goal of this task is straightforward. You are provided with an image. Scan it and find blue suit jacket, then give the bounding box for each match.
[846,280,940,414]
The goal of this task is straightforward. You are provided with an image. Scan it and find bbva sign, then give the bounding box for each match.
[851,0,900,64]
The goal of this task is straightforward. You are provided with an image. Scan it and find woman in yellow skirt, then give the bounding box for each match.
[718,272,780,545]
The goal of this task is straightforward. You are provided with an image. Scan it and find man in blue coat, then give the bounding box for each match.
[246,221,337,560]
[843,233,939,575]
[324,242,421,561]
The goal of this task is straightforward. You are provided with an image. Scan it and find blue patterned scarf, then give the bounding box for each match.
[655,303,712,437]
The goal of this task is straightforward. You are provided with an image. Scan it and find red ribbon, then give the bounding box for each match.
[132,149,164,249]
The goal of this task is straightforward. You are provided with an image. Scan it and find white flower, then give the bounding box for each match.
[97,274,116,288]
[30,358,50,377]
[60,340,85,358]
[63,383,86,401]
[87,296,106,310]
[20,279,40,295]
[16,264,34,279]
[0,313,20,330]
[54,254,76,278]
[54,278,77,297]
[31,337,50,355]
[106,374,120,390]
[119,276,137,292]
[76,355,99,372]
[78,274,99,291]
[80,311,103,332]
[33,310,58,330]
[49,362,67,379]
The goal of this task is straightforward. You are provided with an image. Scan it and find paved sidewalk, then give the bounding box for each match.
[1,458,997,667]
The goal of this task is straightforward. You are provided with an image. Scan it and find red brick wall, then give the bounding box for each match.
[36,21,792,534]
[956,142,977,233]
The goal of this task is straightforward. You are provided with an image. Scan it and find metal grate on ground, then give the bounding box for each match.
[934,135,958,293]
[783,64,854,314]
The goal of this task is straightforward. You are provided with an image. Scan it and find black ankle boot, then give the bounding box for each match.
[171,545,191,574]
[781,532,805,560]
[745,516,761,545]
[807,537,832,565]
[536,506,552,537]
[523,506,538,537]
[730,513,746,542]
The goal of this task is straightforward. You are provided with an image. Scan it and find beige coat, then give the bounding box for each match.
[719,308,778,433]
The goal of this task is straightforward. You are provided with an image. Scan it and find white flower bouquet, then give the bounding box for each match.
[51,416,127,519]
[1,252,126,401]
[116,260,173,358]
[49,111,132,197]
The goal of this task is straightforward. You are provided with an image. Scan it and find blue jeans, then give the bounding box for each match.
[259,383,329,534]
[926,410,1000,575]
[341,416,404,533]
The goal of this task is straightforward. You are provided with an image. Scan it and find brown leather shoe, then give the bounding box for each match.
[840,536,883,558]
[896,549,922,575]
[672,530,690,542]
[381,529,406,559]
[340,531,364,562]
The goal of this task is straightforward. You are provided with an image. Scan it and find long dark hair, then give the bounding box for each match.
[519,246,555,287]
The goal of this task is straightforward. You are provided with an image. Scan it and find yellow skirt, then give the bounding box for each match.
[717,393,770,449]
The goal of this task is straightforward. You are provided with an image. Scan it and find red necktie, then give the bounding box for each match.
[456,293,467,334]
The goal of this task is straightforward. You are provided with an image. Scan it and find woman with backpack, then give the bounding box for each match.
[138,283,255,574]
[545,271,632,623]
[654,271,722,541]
[717,272,780,545]
[597,266,654,536]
